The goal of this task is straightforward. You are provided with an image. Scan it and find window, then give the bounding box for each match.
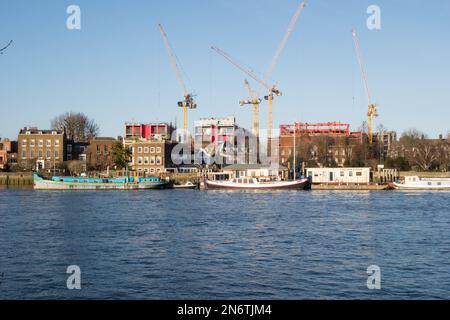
[46,140,51,147]
[349,171,353,177]
[356,172,362,177]
[30,150,35,158]
[156,168,161,173]
[138,147,143,154]
[340,171,345,177]
[143,147,148,154]
[38,140,43,147]
[46,150,51,159]
[150,157,155,165]
[156,147,161,153]
[150,147,155,153]
[137,157,143,165]
[67,144,72,153]
[150,168,155,174]
[144,157,149,165]
[38,150,43,159]
[30,140,35,147]
[156,157,162,165]
[67,154,72,160]
[55,140,59,146]
[22,139,27,147]
[54,150,59,159]
[22,151,27,159]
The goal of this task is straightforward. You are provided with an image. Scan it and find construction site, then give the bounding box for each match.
[156,1,383,173]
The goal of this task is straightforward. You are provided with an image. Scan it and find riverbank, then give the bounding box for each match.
[0,172,33,186]
[311,184,389,191]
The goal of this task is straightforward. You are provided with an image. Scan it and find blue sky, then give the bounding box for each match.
[1,0,449,139]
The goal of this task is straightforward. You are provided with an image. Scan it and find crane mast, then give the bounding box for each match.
[241,79,262,137]
[352,29,378,145]
[211,46,269,139]
[158,24,197,132]
[261,1,306,141]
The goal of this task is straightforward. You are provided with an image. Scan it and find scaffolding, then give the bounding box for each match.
[280,122,361,137]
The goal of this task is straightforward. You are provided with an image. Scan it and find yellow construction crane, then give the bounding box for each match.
[352,29,378,145]
[211,46,280,139]
[158,24,197,132]
[241,79,263,137]
[260,1,306,141]
[211,46,270,137]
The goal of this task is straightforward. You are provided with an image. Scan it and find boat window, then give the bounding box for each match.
[428,182,432,186]
[238,179,243,184]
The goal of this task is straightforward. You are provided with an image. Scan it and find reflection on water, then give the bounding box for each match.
[0,189,449,299]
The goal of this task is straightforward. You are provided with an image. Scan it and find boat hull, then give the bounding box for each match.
[390,182,450,190]
[33,175,171,190]
[206,179,311,190]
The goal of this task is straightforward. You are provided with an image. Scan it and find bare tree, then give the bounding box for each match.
[51,112,99,143]
[399,129,438,171]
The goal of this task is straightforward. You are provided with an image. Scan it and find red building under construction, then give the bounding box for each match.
[278,122,363,169]
[124,123,175,142]
[279,122,362,138]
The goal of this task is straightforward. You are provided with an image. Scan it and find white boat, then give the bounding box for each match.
[173,181,198,189]
[390,176,450,190]
[206,177,311,190]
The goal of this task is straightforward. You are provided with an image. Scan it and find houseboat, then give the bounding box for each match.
[205,163,310,190]
[33,173,172,190]
[390,176,450,190]
[206,177,311,190]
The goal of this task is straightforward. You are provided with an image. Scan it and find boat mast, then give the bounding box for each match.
[293,123,296,180]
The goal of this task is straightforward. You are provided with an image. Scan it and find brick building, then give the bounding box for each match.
[0,138,18,170]
[279,122,363,169]
[85,137,117,171]
[131,140,177,176]
[17,128,66,170]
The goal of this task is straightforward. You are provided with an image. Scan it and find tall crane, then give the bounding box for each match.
[352,29,378,145]
[211,46,280,138]
[241,79,263,137]
[260,1,306,141]
[158,24,197,132]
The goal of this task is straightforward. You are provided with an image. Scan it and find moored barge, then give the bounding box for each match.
[33,173,172,190]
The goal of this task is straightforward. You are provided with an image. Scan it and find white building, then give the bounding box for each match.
[194,116,238,147]
[306,167,371,184]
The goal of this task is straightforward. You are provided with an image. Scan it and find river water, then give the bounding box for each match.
[0,188,449,299]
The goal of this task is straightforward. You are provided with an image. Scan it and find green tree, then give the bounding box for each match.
[112,141,131,169]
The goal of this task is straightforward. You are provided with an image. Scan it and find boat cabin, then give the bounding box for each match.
[222,164,289,180]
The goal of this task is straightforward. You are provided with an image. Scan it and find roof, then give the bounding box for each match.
[223,164,288,171]
[19,128,64,135]
[91,137,117,141]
